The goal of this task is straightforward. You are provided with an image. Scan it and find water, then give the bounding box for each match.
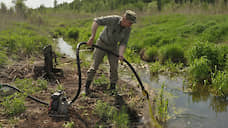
[0,0,73,9]
[57,39,228,128]
[57,38,76,59]
[139,69,228,128]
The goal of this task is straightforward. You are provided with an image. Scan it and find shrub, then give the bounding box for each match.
[67,28,79,40]
[188,57,211,84]
[159,44,185,63]
[188,41,228,71]
[52,27,65,38]
[216,45,228,70]
[141,46,158,62]
[188,41,218,68]
[1,93,26,116]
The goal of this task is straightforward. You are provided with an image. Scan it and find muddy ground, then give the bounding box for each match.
[0,56,151,128]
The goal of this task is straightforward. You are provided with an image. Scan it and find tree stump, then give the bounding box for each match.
[43,45,53,76]
[34,45,63,80]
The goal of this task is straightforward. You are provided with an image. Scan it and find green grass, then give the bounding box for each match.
[94,100,130,128]
[1,93,26,116]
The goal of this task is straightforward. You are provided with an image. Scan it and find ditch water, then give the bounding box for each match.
[57,39,228,128]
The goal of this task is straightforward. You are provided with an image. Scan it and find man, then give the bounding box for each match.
[85,10,136,96]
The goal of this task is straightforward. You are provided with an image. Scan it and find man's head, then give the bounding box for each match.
[121,10,136,27]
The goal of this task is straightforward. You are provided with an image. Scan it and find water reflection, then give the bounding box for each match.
[210,96,228,113]
[138,70,228,128]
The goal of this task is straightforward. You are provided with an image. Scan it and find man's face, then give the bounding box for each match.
[121,17,133,27]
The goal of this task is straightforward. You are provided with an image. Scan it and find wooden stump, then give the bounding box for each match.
[34,45,63,80]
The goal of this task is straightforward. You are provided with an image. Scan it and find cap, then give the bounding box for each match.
[124,10,136,23]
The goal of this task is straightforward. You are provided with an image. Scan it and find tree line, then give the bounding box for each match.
[0,0,228,13]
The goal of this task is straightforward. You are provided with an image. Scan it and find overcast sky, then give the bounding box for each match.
[0,0,74,9]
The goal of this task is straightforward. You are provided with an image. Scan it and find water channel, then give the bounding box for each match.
[57,39,228,128]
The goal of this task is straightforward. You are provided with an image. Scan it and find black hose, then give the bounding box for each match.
[70,42,149,104]
[0,84,49,106]
[1,42,149,106]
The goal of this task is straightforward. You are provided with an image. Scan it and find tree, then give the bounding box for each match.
[157,0,161,11]
[0,2,7,13]
[224,0,227,6]
[12,0,27,17]
[54,0,57,8]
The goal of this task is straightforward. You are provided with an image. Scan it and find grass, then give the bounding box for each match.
[94,100,130,128]
[1,93,26,116]
[156,83,168,123]
[0,78,48,117]
[1,3,228,127]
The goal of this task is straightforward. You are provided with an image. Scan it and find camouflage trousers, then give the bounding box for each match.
[86,39,119,84]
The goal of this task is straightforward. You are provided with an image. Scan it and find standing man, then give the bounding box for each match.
[85,10,136,96]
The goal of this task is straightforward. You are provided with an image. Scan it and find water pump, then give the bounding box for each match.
[48,91,69,118]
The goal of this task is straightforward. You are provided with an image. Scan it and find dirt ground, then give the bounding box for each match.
[0,56,150,128]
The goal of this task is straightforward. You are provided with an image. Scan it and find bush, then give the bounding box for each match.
[159,44,185,63]
[67,28,79,40]
[141,46,158,62]
[188,41,228,70]
[52,27,65,38]
[189,42,216,65]
[188,57,211,84]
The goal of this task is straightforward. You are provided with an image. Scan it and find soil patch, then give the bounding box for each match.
[0,56,147,128]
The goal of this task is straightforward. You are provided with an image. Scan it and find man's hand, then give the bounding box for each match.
[119,55,124,65]
[118,45,126,64]
[87,36,94,46]
[119,55,124,61]
[87,21,99,46]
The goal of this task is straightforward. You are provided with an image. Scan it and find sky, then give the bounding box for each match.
[0,0,74,9]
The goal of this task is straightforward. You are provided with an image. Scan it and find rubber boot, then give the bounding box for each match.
[109,83,117,96]
[85,80,92,96]
[110,83,116,90]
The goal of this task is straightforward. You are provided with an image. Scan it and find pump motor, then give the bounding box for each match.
[48,91,69,118]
